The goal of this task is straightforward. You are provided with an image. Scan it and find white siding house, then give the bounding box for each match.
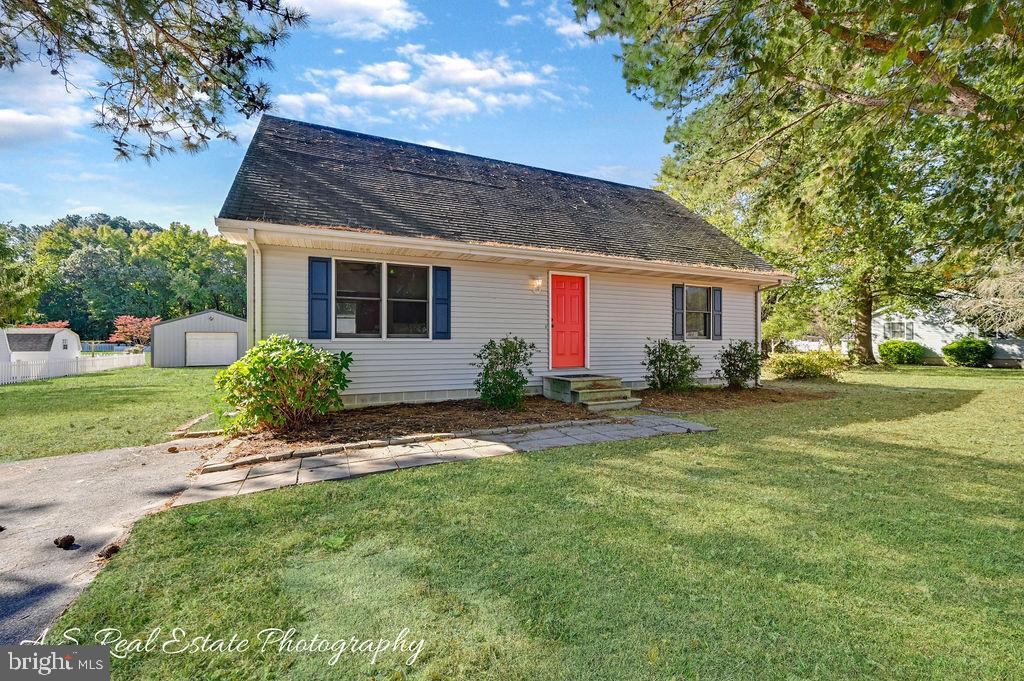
[251,243,765,404]
[217,116,790,405]
[5,328,82,362]
[873,307,1023,367]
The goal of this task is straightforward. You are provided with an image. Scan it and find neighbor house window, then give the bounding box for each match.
[335,260,382,337]
[387,264,429,338]
[685,285,711,339]
[62,339,68,350]
[883,321,914,340]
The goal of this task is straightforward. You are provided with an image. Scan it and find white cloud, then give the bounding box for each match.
[295,0,424,39]
[281,46,551,124]
[227,116,261,142]
[360,60,412,83]
[585,164,652,186]
[47,171,118,183]
[0,182,27,195]
[418,139,466,152]
[504,13,531,26]
[497,0,510,7]
[0,62,97,148]
[544,2,602,47]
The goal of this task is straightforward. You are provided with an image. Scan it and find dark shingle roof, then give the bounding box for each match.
[219,115,777,273]
[7,332,56,351]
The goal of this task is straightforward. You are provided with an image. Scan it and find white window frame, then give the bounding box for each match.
[683,284,712,341]
[883,320,914,341]
[330,256,432,342]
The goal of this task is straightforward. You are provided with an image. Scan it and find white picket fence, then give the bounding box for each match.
[0,353,147,385]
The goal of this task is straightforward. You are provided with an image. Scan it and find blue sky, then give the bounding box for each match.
[0,0,671,233]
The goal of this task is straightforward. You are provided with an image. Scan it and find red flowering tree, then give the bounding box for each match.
[108,316,161,346]
[19,320,71,328]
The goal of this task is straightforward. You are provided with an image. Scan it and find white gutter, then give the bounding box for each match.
[247,227,263,344]
[216,218,795,286]
[755,278,786,386]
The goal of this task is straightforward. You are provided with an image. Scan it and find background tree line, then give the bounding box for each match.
[1,214,244,340]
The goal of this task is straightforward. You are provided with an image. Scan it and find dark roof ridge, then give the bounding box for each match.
[259,114,653,191]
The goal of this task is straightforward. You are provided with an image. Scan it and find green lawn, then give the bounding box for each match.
[0,366,223,462]
[52,367,1024,679]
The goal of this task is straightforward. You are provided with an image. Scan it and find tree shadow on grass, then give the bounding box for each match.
[371,379,1021,676]
[46,377,1023,679]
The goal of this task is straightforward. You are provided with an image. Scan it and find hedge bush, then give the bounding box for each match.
[942,337,994,367]
[474,335,537,409]
[715,340,763,389]
[764,351,850,380]
[878,339,927,365]
[643,338,702,391]
[215,335,353,432]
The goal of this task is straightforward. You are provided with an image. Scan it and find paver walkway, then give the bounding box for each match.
[175,415,713,506]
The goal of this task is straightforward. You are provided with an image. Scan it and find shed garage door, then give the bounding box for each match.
[185,332,237,366]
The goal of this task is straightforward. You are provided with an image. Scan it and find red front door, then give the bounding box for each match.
[551,274,586,368]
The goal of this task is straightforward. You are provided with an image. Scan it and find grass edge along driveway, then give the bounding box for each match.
[0,366,222,462]
[50,367,1024,679]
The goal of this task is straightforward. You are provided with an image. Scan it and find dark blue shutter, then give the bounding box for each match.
[308,257,331,339]
[712,287,723,340]
[432,266,451,339]
[672,285,685,340]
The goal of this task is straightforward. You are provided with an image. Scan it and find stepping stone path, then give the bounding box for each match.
[173,415,714,507]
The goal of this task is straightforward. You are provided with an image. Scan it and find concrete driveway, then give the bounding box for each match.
[0,438,218,644]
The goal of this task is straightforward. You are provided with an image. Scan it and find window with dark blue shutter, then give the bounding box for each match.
[432,266,451,339]
[308,256,331,339]
[712,287,723,340]
[672,285,685,340]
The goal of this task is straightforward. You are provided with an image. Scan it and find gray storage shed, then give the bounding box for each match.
[151,310,247,368]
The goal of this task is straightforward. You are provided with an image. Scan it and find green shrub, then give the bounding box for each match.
[215,335,352,432]
[764,351,850,380]
[878,339,927,365]
[643,338,702,391]
[942,337,994,367]
[474,335,537,409]
[715,340,763,389]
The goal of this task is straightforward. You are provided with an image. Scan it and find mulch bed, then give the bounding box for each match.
[638,387,835,413]
[232,396,598,458]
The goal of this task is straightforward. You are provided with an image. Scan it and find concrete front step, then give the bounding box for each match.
[543,374,625,402]
[572,387,633,402]
[581,397,642,413]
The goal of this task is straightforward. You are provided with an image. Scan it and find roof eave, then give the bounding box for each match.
[217,217,794,284]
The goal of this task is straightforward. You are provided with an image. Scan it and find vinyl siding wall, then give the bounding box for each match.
[258,245,760,405]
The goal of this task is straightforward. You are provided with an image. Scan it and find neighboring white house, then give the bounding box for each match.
[216,116,791,406]
[791,306,1022,367]
[4,327,82,362]
[151,310,247,367]
[0,328,10,363]
[873,306,1023,367]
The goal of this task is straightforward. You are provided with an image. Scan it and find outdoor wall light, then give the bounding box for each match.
[528,275,544,293]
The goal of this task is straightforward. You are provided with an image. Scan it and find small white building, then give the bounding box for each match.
[4,327,82,362]
[151,310,247,367]
[0,329,10,363]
